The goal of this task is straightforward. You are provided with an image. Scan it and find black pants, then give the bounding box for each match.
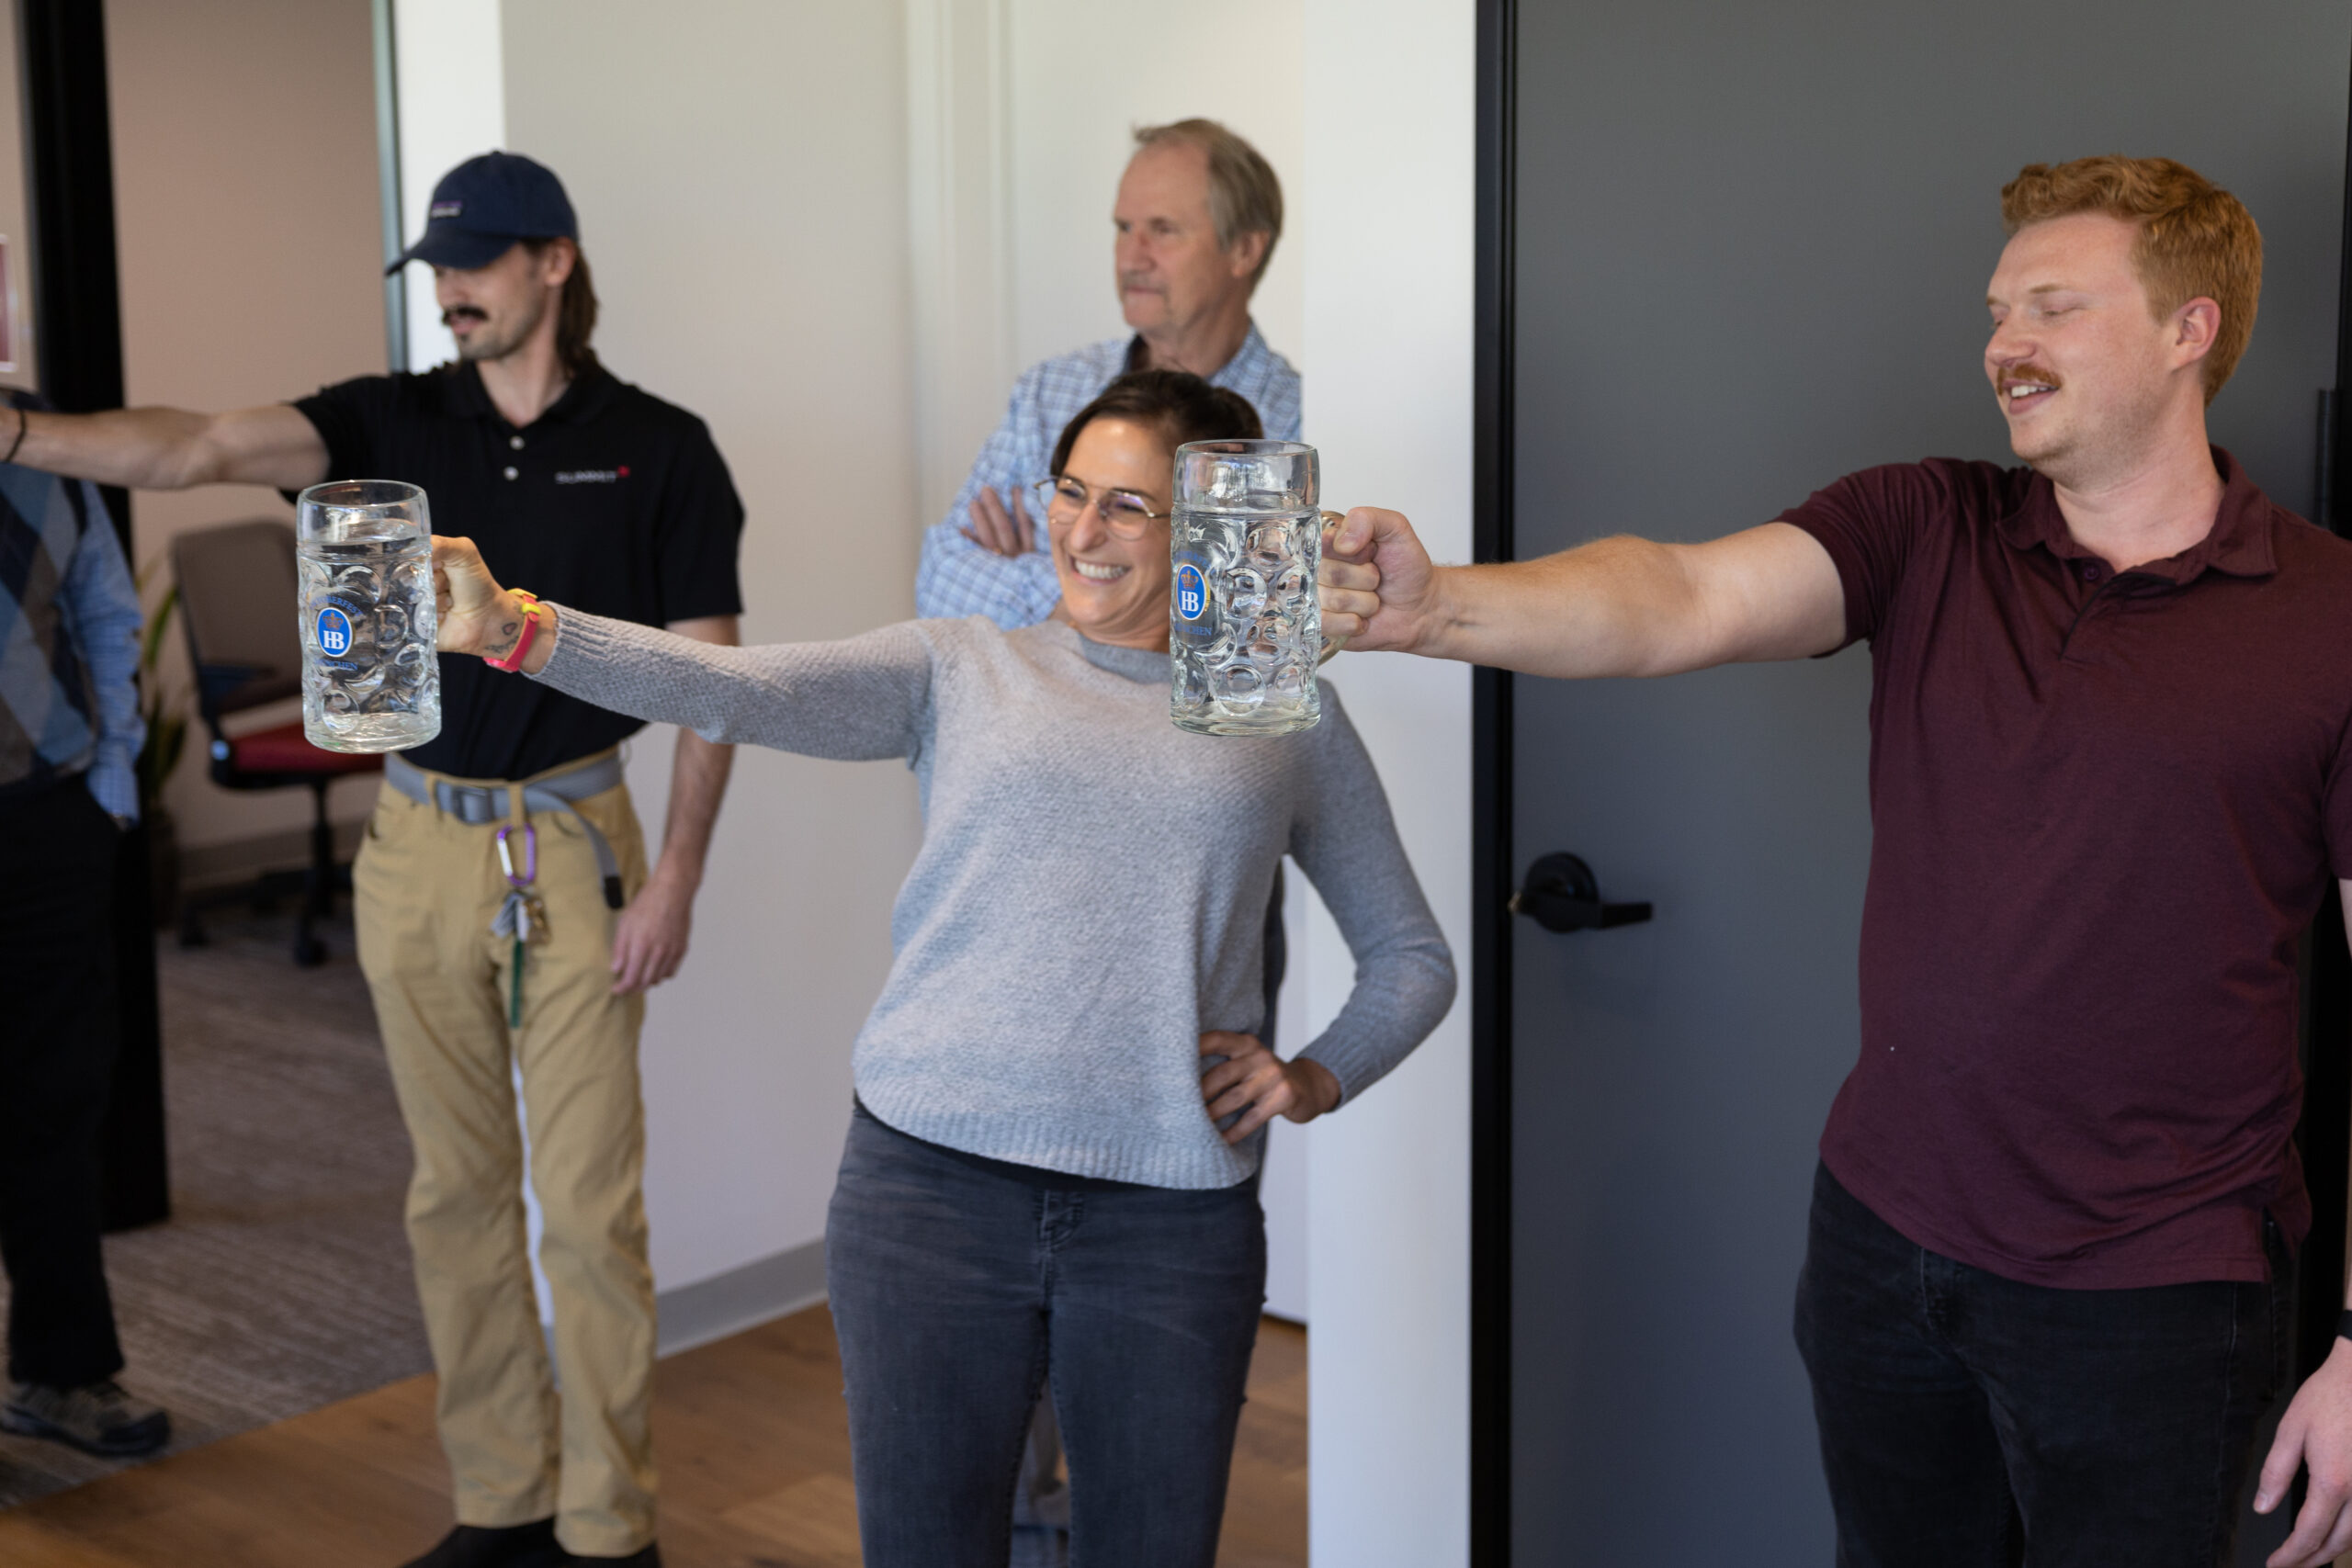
[1793,1162,2288,1567]
[0,779,125,1388]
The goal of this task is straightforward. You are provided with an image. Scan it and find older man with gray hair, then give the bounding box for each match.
[915,117,1300,625]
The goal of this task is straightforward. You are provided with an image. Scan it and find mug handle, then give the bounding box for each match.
[1317,510,1350,664]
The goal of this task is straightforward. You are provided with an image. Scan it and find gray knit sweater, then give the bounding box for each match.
[535,609,1456,1189]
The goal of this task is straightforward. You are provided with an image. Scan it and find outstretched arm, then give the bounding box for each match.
[17,402,329,492]
[434,536,933,761]
[1317,507,1847,678]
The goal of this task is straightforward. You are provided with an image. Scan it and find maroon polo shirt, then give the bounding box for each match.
[1781,449,2352,1289]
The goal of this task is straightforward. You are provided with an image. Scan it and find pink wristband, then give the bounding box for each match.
[485,592,543,673]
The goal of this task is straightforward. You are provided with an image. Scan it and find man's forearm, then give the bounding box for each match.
[20,408,223,490]
[1424,537,1716,678]
[1416,523,1844,679]
[17,403,329,492]
[650,728,733,888]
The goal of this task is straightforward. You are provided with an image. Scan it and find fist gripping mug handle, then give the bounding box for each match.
[1317,510,1351,665]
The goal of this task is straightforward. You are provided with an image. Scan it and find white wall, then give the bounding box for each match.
[495,0,923,1296]
[1299,1,1476,1562]
[392,0,506,372]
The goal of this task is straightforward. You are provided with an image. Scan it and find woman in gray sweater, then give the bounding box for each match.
[431,371,1454,1568]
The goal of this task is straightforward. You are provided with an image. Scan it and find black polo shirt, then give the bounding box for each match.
[293,361,743,780]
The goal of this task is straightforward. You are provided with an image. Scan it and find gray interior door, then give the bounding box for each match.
[1503,3,2350,1561]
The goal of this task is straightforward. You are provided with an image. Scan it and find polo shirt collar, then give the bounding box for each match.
[1993,446,2278,584]
[443,358,616,429]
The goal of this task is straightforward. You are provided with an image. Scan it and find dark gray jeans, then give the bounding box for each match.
[1794,1161,2290,1567]
[826,1101,1266,1568]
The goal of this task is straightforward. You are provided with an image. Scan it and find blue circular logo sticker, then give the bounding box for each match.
[315,605,354,658]
[1173,562,1210,623]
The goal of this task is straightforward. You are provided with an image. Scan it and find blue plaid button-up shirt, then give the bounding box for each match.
[0,457,144,819]
[914,324,1302,627]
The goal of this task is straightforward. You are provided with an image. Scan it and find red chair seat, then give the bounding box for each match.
[229,720,386,776]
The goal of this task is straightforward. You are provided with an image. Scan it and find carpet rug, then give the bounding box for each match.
[0,906,430,1508]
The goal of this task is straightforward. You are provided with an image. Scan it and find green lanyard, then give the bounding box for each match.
[492,822,542,1029]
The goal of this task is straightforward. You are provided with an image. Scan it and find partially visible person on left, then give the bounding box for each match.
[0,390,169,1462]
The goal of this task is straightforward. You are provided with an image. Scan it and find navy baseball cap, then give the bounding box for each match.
[386,151,577,274]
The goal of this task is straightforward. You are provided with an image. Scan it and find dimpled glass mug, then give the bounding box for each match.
[1169,440,1341,737]
[297,479,440,751]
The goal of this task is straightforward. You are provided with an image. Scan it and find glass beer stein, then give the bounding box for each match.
[1169,440,1338,737]
[297,479,441,752]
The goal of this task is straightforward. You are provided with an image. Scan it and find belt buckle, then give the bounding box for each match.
[442,784,502,826]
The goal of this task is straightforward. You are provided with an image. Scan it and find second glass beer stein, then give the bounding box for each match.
[297,479,441,752]
[1170,440,1330,737]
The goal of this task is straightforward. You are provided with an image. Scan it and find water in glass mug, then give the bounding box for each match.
[298,479,440,752]
[1170,440,1324,736]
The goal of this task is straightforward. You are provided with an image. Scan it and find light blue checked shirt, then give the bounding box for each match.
[915,324,1302,627]
[0,463,145,819]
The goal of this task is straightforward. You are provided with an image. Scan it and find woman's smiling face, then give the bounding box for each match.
[1048,415,1176,651]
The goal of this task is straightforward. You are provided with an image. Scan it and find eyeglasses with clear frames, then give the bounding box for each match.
[1031,475,1170,540]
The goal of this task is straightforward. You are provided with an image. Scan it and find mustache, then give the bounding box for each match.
[441,306,488,328]
[1117,273,1163,293]
[1997,362,2063,393]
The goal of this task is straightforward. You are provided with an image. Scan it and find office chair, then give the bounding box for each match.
[170,519,382,966]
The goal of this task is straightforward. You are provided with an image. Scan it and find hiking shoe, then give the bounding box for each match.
[400,1521,568,1568]
[0,1380,169,1457]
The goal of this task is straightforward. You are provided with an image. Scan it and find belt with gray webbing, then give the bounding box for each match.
[383,751,628,909]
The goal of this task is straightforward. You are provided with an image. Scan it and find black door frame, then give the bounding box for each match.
[19,0,170,1231]
[1468,0,1516,1561]
[1465,9,2352,1561]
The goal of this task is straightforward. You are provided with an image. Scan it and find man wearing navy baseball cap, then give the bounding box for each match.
[390,150,583,273]
[15,150,745,1568]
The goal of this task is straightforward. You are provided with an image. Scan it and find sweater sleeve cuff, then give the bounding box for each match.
[1296,1029,1385,1109]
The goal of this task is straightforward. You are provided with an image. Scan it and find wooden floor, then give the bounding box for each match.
[0,1304,1306,1567]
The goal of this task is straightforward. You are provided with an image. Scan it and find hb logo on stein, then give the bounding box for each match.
[316,605,355,659]
[1173,562,1210,623]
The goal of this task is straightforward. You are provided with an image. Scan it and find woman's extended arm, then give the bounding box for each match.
[1283,691,1459,1105]
[433,535,933,761]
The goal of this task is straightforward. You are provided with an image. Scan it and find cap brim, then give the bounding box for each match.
[385,226,526,276]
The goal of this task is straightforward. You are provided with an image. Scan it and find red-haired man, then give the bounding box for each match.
[1321,155,2352,1564]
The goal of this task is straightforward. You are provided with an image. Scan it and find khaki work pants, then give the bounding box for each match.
[354,751,657,1558]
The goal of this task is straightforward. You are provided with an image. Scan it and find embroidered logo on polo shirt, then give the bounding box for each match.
[554,467,629,484]
[430,199,463,218]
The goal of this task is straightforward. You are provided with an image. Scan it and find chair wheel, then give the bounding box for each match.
[293,934,325,967]
[178,915,208,949]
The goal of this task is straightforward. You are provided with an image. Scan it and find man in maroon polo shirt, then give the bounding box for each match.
[1318,155,2352,1564]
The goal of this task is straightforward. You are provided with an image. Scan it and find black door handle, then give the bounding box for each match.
[1509,852,1653,933]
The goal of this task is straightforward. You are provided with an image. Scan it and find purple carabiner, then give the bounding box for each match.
[495,822,537,886]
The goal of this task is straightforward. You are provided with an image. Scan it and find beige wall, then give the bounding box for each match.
[106,0,387,851]
[501,0,924,1292]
